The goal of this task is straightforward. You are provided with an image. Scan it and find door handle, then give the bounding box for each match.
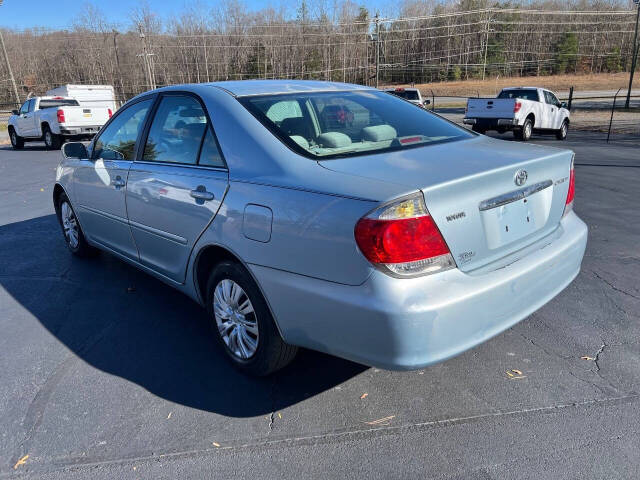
[190,186,214,201]
[111,177,125,188]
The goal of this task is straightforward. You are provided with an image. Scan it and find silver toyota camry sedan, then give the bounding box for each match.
[54,80,587,375]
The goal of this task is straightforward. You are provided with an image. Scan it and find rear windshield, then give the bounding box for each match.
[39,99,80,109]
[387,90,420,101]
[239,90,472,159]
[497,89,539,102]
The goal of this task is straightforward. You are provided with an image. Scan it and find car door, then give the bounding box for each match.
[72,97,154,259]
[16,99,35,136]
[541,91,560,129]
[126,93,228,283]
[544,91,563,129]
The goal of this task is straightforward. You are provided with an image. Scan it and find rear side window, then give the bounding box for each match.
[497,89,539,102]
[143,96,207,165]
[198,126,225,168]
[388,90,420,101]
[93,99,152,160]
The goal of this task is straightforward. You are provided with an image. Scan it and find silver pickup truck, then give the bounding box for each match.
[8,96,112,150]
[463,87,570,141]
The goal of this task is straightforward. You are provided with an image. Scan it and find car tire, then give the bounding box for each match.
[515,117,533,141]
[43,125,62,150]
[9,127,24,149]
[555,120,568,140]
[206,261,298,376]
[56,192,98,257]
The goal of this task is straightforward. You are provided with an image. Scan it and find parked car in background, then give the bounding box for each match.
[9,96,112,149]
[464,87,570,141]
[383,87,430,108]
[46,84,117,112]
[54,80,587,376]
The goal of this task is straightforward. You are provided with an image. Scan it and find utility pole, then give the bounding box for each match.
[137,24,156,90]
[374,12,380,89]
[625,1,640,109]
[112,30,125,105]
[0,26,20,107]
[482,11,491,81]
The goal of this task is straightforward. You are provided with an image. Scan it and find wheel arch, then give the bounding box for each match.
[192,243,287,340]
[53,183,66,214]
[526,112,535,127]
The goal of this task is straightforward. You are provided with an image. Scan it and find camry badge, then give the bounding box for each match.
[514,169,528,186]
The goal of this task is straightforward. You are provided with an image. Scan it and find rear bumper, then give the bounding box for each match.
[464,118,518,128]
[251,212,588,370]
[59,125,102,136]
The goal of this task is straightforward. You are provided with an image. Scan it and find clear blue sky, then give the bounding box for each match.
[0,0,387,30]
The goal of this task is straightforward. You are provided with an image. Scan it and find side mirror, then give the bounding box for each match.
[560,102,567,109]
[423,99,431,105]
[62,142,88,160]
[11,109,19,115]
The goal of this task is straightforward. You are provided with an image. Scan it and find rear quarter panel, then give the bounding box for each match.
[196,180,377,286]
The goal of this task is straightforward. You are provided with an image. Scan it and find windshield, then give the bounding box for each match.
[387,90,420,101]
[497,89,539,102]
[239,90,472,159]
[39,99,80,109]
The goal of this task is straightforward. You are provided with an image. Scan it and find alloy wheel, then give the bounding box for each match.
[61,201,79,248]
[213,279,259,359]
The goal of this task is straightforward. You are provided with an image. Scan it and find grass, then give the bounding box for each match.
[383,72,639,98]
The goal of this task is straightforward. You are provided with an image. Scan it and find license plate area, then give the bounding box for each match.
[480,182,553,249]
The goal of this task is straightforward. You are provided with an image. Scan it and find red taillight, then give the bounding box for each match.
[514,101,522,113]
[108,108,113,118]
[563,160,575,217]
[355,216,450,264]
[354,193,455,277]
[57,109,65,123]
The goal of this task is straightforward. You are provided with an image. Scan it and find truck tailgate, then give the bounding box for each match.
[466,98,516,119]
[59,106,110,126]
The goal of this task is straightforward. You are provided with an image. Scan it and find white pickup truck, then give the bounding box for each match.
[8,96,112,150]
[463,87,570,141]
[383,87,431,109]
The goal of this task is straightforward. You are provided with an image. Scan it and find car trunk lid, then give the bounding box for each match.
[319,136,574,272]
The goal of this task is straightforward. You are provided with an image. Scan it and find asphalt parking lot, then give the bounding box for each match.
[1,130,639,479]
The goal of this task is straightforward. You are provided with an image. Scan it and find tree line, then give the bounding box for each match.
[0,0,636,106]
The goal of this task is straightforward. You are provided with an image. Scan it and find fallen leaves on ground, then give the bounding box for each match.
[505,369,526,380]
[581,355,595,361]
[13,455,28,470]
[167,412,172,419]
[366,415,395,426]
[212,442,221,447]
[360,393,368,399]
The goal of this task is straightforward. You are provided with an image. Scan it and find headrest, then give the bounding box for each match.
[289,135,309,149]
[316,132,352,148]
[361,125,397,142]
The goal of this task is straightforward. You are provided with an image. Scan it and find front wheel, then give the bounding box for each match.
[9,128,24,149]
[56,193,98,257]
[555,120,568,140]
[206,261,297,376]
[43,126,62,150]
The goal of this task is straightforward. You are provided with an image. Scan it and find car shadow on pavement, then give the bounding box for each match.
[0,214,367,417]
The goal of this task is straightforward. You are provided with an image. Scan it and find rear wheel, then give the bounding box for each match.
[56,193,98,257]
[555,120,568,140]
[515,117,533,141]
[206,261,297,376]
[43,125,62,150]
[9,128,24,149]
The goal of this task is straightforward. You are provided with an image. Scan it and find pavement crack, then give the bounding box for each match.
[593,343,606,372]
[592,271,640,301]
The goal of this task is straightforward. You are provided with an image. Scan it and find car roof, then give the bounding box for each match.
[203,80,373,97]
[382,87,419,91]
[501,87,541,91]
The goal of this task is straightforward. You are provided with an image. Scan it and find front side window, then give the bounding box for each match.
[27,99,36,113]
[143,96,207,165]
[544,91,561,108]
[498,89,539,102]
[19,101,29,115]
[93,99,152,160]
[239,90,472,159]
